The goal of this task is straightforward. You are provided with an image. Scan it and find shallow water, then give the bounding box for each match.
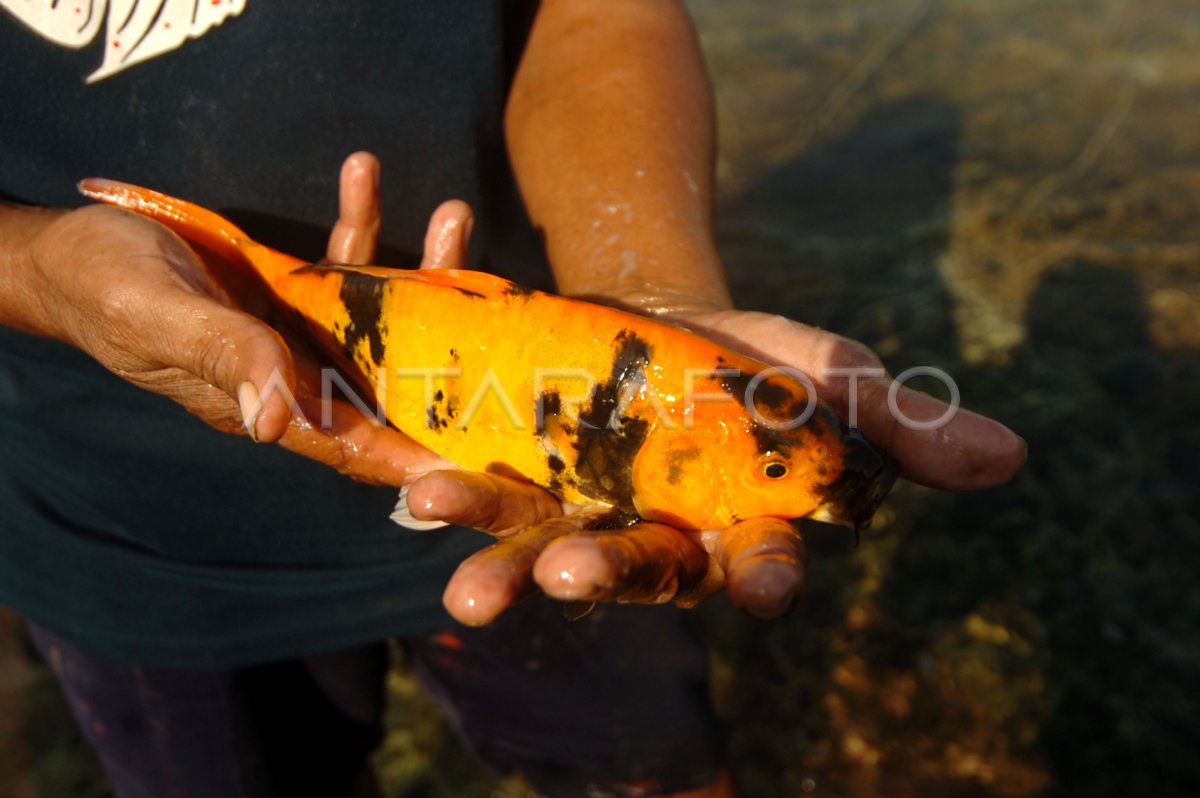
[693,1,1200,796]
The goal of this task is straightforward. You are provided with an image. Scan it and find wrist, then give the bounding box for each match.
[551,228,734,316]
[569,288,731,318]
[0,203,69,338]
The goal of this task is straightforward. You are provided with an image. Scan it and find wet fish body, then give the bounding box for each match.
[80,179,895,531]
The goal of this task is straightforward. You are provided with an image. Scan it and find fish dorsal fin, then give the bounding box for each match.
[296,263,536,299]
[293,262,414,279]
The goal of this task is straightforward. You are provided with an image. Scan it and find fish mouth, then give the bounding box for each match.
[811,428,900,532]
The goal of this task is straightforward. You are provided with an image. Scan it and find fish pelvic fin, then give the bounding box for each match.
[389,486,450,531]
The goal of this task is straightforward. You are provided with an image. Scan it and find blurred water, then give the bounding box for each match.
[689,1,1200,796]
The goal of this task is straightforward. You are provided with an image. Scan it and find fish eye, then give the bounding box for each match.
[763,461,789,479]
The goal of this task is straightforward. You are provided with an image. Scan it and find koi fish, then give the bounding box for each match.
[79,179,896,533]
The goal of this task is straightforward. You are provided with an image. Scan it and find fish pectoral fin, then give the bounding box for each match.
[389,486,450,531]
[562,601,597,621]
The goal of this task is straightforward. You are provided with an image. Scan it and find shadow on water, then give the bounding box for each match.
[716,96,960,354]
[705,94,1200,796]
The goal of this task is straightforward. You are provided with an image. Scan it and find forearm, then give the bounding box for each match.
[505,0,732,313]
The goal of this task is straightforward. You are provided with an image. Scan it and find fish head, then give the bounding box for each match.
[631,367,896,531]
[717,402,897,532]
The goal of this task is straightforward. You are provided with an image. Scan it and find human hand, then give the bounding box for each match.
[12,154,472,486]
[322,157,1024,626]
[375,207,820,623]
[424,278,1022,625]
[657,308,1027,492]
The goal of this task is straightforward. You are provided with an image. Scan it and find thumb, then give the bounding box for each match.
[138,290,299,443]
[419,200,475,270]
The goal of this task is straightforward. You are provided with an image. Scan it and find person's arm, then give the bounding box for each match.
[430,0,1024,624]
[0,156,563,529]
[506,0,730,315]
[505,0,1024,487]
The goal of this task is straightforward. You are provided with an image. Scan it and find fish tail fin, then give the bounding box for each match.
[77,178,300,284]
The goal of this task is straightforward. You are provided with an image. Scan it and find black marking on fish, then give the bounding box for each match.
[572,331,653,508]
[338,272,387,366]
[536,389,564,432]
[454,287,486,299]
[545,453,567,496]
[818,429,897,532]
[665,446,702,485]
[426,404,450,430]
[541,390,562,417]
[484,461,528,483]
[504,280,536,299]
[717,370,796,455]
[713,358,838,456]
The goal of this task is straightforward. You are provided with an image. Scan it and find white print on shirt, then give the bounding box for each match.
[1,0,246,83]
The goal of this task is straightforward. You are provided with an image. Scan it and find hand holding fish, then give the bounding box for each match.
[2,156,466,489]
[328,156,1024,625]
[430,310,1026,625]
[70,153,1023,629]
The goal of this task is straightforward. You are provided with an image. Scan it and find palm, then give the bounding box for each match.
[328,153,1024,626]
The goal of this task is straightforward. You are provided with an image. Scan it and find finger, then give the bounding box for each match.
[533,523,709,604]
[699,313,1026,491]
[327,151,381,264]
[283,395,453,486]
[280,355,453,484]
[714,518,807,619]
[831,370,1026,492]
[443,513,595,626]
[403,469,564,537]
[418,199,474,270]
[798,330,1026,491]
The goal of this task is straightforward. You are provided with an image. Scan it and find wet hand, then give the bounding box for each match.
[376,186,808,623]
[434,293,1025,624]
[664,308,1028,491]
[16,153,466,487]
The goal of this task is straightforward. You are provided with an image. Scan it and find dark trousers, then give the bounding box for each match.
[30,600,725,798]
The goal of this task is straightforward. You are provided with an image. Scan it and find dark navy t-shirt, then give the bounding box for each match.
[0,1,549,667]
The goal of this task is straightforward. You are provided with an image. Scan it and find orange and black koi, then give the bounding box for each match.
[80,179,896,532]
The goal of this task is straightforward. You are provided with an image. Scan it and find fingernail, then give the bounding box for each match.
[237,381,261,442]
